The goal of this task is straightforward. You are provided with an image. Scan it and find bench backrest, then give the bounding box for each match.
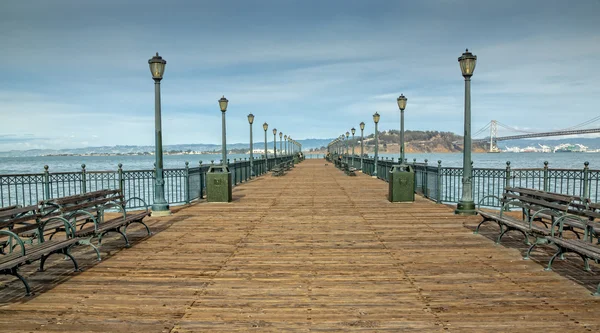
[39,189,124,217]
[0,205,40,232]
[502,187,574,217]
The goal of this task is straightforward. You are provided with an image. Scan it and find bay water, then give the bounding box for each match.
[1,152,599,174]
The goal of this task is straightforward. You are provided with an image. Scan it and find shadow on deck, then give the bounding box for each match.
[1,159,600,332]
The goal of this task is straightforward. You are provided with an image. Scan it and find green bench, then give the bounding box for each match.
[545,202,600,295]
[0,205,79,296]
[475,187,579,260]
[39,189,151,261]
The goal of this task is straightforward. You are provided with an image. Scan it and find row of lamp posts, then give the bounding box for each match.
[327,49,476,215]
[148,52,302,216]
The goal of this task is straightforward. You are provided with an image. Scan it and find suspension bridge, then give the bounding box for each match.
[473,116,600,152]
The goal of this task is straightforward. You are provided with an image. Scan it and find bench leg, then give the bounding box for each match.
[595,283,600,296]
[524,237,548,260]
[101,229,130,248]
[545,247,564,271]
[79,238,102,261]
[125,220,152,236]
[474,217,495,235]
[496,227,530,246]
[39,248,79,272]
[4,268,32,296]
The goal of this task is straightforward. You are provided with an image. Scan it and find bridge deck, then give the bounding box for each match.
[2,159,600,332]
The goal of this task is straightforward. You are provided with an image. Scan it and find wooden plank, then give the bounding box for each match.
[1,160,600,332]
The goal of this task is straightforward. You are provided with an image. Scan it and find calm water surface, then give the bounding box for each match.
[1,152,599,174]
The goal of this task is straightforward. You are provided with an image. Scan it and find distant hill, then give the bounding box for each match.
[0,139,336,157]
[1,133,599,157]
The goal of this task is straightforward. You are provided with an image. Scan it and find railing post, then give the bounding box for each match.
[505,161,511,189]
[199,161,204,199]
[81,164,87,194]
[43,165,50,200]
[543,161,549,192]
[583,161,590,200]
[437,160,442,204]
[118,163,124,194]
[184,161,190,204]
[423,159,428,197]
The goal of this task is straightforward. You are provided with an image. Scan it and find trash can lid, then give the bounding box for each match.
[208,165,230,173]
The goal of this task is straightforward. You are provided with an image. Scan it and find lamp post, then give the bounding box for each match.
[263,122,268,166]
[273,128,277,159]
[248,114,255,177]
[345,131,349,163]
[284,135,288,155]
[279,132,283,156]
[148,52,170,216]
[351,127,356,168]
[373,112,380,178]
[359,122,365,172]
[340,135,344,161]
[397,94,407,164]
[218,96,229,167]
[455,49,477,215]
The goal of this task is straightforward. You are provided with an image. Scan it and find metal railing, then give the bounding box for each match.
[0,156,294,209]
[333,153,599,207]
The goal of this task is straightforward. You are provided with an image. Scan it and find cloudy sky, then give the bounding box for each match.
[1,0,599,151]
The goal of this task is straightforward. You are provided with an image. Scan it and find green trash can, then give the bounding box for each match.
[389,164,415,202]
[206,165,232,202]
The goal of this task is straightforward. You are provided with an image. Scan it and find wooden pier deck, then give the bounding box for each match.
[2,159,600,332]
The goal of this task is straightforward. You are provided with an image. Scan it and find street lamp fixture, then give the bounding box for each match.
[359,122,365,172]
[279,132,283,156]
[148,52,170,216]
[218,96,229,166]
[351,127,356,167]
[248,113,255,177]
[397,94,408,164]
[373,112,380,178]
[272,128,277,159]
[455,49,477,216]
[345,131,350,160]
[284,134,288,155]
[263,122,269,169]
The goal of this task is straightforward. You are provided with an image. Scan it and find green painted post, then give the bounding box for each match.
[455,49,477,215]
[149,53,170,216]
[437,160,442,203]
[373,112,380,178]
[43,165,50,200]
[543,161,549,192]
[184,162,190,204]
[583,161,590,200]
[81,164,87,194]
[360,122,365,172]
[118,163,124,194]
[248,114,255,178]
[423,159,428,198]
[505,161,511,189]
[199,161,204,199]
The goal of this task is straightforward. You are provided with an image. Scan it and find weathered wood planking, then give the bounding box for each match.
[1,159,600,332]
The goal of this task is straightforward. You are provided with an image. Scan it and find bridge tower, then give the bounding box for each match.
[489,120,500,153]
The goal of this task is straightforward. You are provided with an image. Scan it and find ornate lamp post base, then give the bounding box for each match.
[151,205,172,217]
[454,201,476,215]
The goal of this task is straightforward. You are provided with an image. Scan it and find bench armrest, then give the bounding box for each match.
[550,214,587,239]
[499,199,521,218]
[103,201,127,220]
[41,216,77,240]
[65,210,99,232]
[530,208,563,229]
[0,230,25,256]
[477,195,501,208]
[124,197,149,213]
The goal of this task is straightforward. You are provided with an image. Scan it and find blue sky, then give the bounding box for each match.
[1,0,599,151]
